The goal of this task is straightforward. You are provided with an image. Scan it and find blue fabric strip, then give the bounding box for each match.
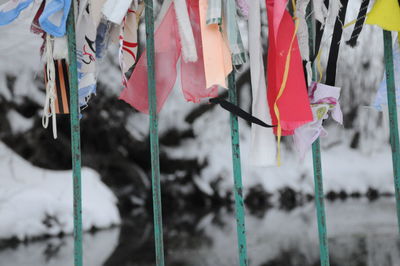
[0,0,34,26]
[39,0,71,37]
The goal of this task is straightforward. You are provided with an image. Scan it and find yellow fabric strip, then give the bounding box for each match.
[316,49,323,83]
[274,0,299,166]
[343,12,371,29]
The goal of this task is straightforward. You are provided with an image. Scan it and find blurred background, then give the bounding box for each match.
[0,0,399,265]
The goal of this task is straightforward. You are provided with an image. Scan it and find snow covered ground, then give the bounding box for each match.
[0,142,120,240]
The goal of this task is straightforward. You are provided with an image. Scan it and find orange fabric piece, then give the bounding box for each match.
[199,0,232,89]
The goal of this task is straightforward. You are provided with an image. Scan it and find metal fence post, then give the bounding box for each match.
[383,30,400,232]
[66,2,83,266]
[307,3,330,266]
[228,71,248,266]
[144,0,165,265]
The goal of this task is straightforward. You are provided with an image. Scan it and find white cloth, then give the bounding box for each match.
[312,0,328,24]
[248,0,276,167]
[52,36,68,59]
[102,0,133,25]
[76,0,97,108]
[296,0,310,61]
[174,0,197,62]
[294,83,342,159]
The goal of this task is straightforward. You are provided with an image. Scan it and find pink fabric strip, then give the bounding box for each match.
[120,0,213,113]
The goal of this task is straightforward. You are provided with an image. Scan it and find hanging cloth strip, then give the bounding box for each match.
[0,0,34,26]
[294,82,342,159]
[42,35,58,139]
[175,0,197,62]
[120,0,217,113]
[296,0,311,62]
[118,0,144,86]
[248,0,276,167]
[39,0,72,37]
[374,36,400,110]
[293,0,348,156]
[235,0,249,18]
[223,0,247,65]
[313,0,329,62]
[266,0,313,165]
[345,0,370,47]
[102,0,133,25]
[312,0,328,26]
[201,0,232,89]
[326,0,348,87]
[366,0,400,32]
[30,0,47,55]
[44,58,71,115]
[75,0,97,110]
[95,18,113,60]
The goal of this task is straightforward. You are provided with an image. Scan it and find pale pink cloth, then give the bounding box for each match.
[120,0,217,113]
[294,82,343,159]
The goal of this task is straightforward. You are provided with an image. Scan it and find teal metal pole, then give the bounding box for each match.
[383,30,400,232]
[311,139,330,266]
[144,0,165,265]
[228,72,248,266]
[66,2,83,266]
[307,4,330,266]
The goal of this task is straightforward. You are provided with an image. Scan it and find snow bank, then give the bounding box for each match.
[0,142,121,240]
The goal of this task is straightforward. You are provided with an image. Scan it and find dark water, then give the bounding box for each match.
[1,199,399,266]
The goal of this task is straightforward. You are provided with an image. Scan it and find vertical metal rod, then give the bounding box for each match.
[228,72,248,266]
[311,140,330,266]
[144,0,165,265]
[383,30,400,232]
[307,4,330,266]
[66,2,83,266]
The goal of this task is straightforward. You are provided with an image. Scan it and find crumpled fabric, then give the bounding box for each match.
[374,36,400,111]
[223,0,247,65]
[265,0,313,136]
[236,0,249,18]
[39,0,71,37]
[120,0,217,113]
[0,0,34,26]
[30,0,46,55]
[118,0,143,86]
[249,0,276,167]
[174,0,197,63]
[206,0,222,25]
[312,0,328,24]
[102,0,133,25]
[296,0,310,61]
[95,18,114,60]
[294,82,343,159]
